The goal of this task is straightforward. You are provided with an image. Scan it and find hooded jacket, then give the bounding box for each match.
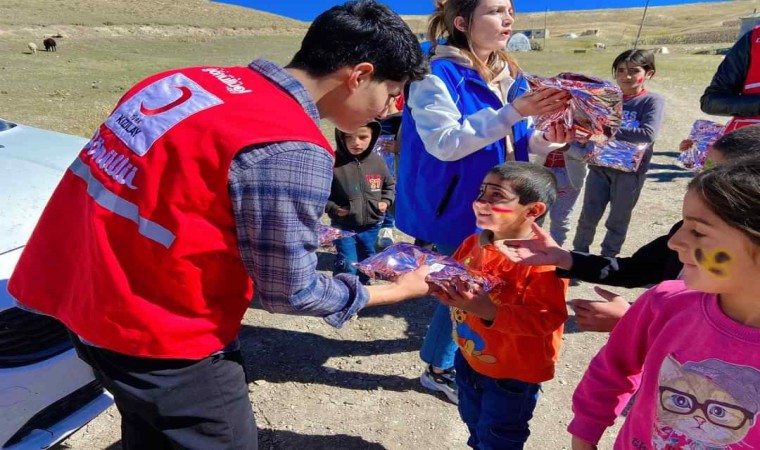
[326,121,395,228]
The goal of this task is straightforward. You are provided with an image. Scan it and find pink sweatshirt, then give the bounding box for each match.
[569,281,760,450]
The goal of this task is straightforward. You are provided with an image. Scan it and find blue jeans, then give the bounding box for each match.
[419,242,459,369]
[380,210,395,229]
[546,167,582,247]
[333,223,382,284]
[455,352,540,450]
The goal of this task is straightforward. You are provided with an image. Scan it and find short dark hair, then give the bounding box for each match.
[689,156,760,246]
[712,124,760,160]
[287,1,427,83]
[487,162,557,216]
[612,49,656,75]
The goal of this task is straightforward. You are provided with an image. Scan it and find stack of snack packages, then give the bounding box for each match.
[677,120,726,171]
[355,243,502,292]
[525,72,647,172]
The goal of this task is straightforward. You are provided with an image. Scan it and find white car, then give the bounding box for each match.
[0,119,113,449]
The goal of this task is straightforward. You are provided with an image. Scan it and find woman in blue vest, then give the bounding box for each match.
[396,0,573,403]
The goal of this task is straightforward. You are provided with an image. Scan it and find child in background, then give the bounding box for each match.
[573,49,665,257]
[433,162,568,450]
[569,158,760,450]
[535,143,588,246]
[374,94,404,249]
[326,123,395,284]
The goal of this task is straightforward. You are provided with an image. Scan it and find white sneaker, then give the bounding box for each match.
[420,365,458,404]
[377,227,395,249]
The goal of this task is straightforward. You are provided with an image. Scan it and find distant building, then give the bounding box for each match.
[514,28,549,39]
[740,11,760,38]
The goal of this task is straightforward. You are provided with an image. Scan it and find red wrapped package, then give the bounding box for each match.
[354,243,503,293]
[524,72,623,143]
[317,224,356,248]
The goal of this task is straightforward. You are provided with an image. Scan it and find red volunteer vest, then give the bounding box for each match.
[9,66,333,358]
[725,26,760,133]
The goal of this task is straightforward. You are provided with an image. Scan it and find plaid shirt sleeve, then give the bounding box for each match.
[228,142,369,328]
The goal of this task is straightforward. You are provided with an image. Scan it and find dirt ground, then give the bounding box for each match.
[0,2,729,447]
[56,69,709,450]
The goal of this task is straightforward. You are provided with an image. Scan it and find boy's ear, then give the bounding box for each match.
[525,202,547,221]
[347,63,376,92]
[645,70,655,80]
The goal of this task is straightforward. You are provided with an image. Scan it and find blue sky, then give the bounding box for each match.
[213,0,727,22]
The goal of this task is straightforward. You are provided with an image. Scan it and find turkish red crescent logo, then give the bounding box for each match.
[139,86,193,116]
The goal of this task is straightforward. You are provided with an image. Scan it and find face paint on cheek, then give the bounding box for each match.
[694,247,732,279]
[491,206,514,218]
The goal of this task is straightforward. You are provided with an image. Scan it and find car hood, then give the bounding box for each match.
[0,120,87,254]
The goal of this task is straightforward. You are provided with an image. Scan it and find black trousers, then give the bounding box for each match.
[71,334,258,450]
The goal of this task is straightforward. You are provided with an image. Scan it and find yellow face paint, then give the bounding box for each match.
[694,247,732,279]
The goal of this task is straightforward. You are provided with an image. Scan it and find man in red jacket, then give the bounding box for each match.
[701,26,760,132]
[8,2,428,449]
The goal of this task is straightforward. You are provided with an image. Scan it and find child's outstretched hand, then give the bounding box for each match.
[433,279,496,321]
[571,436,598,450]
[495,223,573,270]
[569,287,630,332]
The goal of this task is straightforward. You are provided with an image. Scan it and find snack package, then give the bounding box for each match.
[354,243,503,293]
[524,72,623,143]
[677,120,725,171]
[586,140,649,172]
[317,224,356,248]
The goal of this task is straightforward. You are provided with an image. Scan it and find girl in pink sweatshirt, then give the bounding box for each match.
[569,157,760,450]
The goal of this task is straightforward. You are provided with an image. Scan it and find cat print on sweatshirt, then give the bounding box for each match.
[653,355,760,449]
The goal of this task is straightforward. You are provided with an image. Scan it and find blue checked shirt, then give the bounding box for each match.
[228,59,369,327]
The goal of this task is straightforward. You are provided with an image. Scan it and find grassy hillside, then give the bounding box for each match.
[1,0,308,38]
[0,0,734,139]
[404,0,758,47]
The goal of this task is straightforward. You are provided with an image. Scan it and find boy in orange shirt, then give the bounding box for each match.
[433,162,568,450]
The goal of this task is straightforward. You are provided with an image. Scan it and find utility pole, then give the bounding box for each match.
[633,0,651,49]
[543,7,548,50]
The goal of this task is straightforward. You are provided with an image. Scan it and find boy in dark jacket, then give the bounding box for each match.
[327,122,395,284]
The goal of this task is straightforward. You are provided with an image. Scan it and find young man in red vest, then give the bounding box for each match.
[7,2,427,449]
[701,25,760,132]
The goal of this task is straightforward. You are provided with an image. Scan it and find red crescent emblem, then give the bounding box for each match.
[139,86,193,116]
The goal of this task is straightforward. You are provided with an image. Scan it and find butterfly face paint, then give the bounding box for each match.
[694,247,732,279]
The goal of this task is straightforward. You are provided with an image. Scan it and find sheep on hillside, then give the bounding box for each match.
[43,38,57,52]
[28,42,37,55]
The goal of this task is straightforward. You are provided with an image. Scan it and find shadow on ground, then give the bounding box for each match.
[239,323,430,395]
[258,429,387,450]
[91,430,388,450]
